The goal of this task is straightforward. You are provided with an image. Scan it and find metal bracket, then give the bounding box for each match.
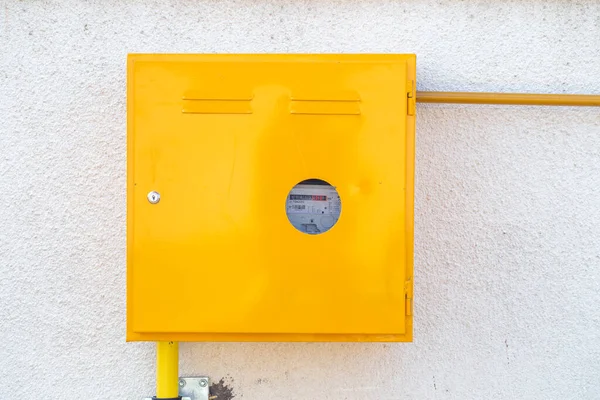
[142,376,209,400]
[179,377,210,400]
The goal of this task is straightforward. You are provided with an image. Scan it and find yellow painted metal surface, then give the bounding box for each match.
[156,341,179,398]
[127,54,416,342]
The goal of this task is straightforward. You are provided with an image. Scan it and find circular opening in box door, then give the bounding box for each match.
[285,179,341,235]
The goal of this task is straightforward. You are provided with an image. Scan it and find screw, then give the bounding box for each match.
[200,379,208,387]
[147,191,160,204]
[179,378,186,388]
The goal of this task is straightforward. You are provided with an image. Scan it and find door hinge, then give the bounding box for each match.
[407,80,415,116]
[405,280,413,316]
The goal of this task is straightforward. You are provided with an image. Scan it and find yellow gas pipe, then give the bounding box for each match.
[416,91,600,106]
[156,341,179,399]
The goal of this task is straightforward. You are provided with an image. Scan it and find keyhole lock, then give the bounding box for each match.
[147,191,161,204]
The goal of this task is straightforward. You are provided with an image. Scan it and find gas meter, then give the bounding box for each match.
[286,179,341,234]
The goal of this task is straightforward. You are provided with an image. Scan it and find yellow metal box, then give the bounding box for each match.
[127,54,415,342]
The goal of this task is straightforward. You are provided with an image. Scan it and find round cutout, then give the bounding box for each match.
[285,179,341,235]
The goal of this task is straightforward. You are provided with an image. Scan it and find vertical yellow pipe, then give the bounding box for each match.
[156,341,179,399]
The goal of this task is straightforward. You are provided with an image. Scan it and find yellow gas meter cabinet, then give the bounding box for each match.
[127,54,415,342]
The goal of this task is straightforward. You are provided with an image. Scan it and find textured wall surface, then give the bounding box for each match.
[1,1,599,399]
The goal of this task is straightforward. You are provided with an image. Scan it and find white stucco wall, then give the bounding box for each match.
[1,1,599,399]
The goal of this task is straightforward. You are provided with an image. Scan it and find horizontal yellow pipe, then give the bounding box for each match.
[416,91,600,107]
[157,341,179,399]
